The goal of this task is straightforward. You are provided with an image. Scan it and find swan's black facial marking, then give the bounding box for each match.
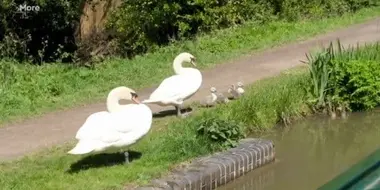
[190,56,197,66]
[130,92,138,98]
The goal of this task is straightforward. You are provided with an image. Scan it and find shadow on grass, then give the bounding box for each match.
[66,150,142,174]
[227,96,238,100]
[153,107,193,118]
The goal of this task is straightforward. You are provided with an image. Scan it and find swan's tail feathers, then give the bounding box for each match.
[67,140,95,155]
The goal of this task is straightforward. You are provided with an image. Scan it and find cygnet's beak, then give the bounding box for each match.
[190,57,197,67]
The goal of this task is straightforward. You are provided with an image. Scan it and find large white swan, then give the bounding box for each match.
[142,52,202,117]
[67,86,152,163]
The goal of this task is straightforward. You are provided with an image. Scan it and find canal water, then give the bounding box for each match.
[218,109,380,190]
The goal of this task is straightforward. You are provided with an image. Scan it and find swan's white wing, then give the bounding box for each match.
[110,104,153,133]
[149,74,197,101]
[75,111,108,139]
[74,104,152,145]
[75,111,123,143]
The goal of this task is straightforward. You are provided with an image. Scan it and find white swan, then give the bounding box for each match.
[142,52,202,117]
[68,86,153,163]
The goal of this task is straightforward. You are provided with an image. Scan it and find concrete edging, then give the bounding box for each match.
[133,138,275,190]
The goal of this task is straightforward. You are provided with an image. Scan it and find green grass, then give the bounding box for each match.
[0,68,310,190]
[1,7,380,125]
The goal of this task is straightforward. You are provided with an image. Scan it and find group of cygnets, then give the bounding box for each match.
[67,52,244,163]
[200,82,245,107]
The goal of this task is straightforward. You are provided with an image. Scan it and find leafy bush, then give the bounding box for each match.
[276,0,379,21]
[0,0,82,63]
[106,0,274,57]
[276,0,349,21]
[106,0,378,57]
[0,0,378,63]
[330,59,380,111]
[304,41,380,113]
[196,115,245,148]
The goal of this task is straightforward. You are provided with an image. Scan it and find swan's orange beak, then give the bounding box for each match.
[133,97,141,104]
[130,92,140,104]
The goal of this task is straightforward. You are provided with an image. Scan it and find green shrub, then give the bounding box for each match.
[106,0,378,58]
[196,115,245,148]
[276,0,379,21]
[0,0,82,63]
[1,0,378,62]
[330,59,380,111]
[277,0,350,21]
[106,0,274,57]
[305,41,380,113]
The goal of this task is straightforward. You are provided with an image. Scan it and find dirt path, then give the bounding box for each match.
[1,18,379,161]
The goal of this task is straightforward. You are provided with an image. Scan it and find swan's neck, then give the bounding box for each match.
[107,96,123,113]
[173,56,185,75]
[106,87,133,113]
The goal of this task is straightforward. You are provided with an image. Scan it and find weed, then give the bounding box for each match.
[196,115,245,148]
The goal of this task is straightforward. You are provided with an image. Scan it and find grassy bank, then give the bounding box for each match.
[0,68,310,190]
[1,7,380,125]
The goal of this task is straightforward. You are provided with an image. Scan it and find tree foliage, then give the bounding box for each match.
[0,0,378,64]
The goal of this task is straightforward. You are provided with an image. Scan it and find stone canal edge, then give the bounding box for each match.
[133,138,275,190]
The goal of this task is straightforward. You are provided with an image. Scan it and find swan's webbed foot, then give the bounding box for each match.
[124,151,130,164]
